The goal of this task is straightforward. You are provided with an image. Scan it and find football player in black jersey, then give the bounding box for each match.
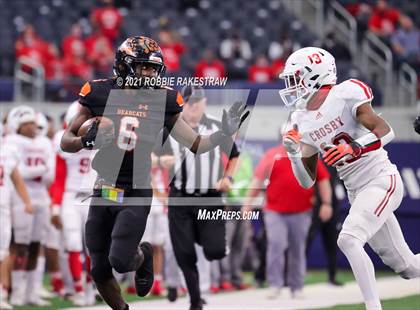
[60,36,248,310]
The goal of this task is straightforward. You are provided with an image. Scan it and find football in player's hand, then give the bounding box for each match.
[78,117,115,149]
[77,117,114,137]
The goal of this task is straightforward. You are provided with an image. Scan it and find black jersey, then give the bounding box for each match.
[79,78,183,188]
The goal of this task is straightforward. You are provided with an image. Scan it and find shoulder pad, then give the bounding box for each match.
[337,79,373,103]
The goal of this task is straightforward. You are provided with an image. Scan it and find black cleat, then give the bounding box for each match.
[135,242,154,297]
[329,279,344,286]
[167,287,177,302]
[189,299,205,310]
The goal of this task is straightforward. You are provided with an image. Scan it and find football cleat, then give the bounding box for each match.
[135,242,154,297]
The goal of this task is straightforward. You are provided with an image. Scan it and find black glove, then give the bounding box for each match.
[221,101,250,136]
[414,116,420,135]
[81,120,114,149]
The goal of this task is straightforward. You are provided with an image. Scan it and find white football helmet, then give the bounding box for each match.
[279,47,337,110]
[64,101,81,127]
[36,112,48,136]
[7,105,37,133]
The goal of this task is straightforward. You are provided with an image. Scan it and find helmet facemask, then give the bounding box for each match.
[279,70,311,110]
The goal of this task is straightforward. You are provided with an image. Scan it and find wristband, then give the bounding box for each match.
[51,205,61,216]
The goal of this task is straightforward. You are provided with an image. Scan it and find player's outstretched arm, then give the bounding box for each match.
[283,125,318,188]
[167,102,249,154]
[61,106,92,153]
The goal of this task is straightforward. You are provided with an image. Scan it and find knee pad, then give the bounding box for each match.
[108,253,142,274]
[203,246,227,261]
[108,255,132,274]
[337,233,363,253]
[64,230,83,252]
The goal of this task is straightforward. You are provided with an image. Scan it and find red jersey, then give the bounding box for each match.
[91,6,122,42]
[248,65,273,83]
[160,43,185,72]
[62,35,85,59]
[194,60,226,78]
[254,145,329,213]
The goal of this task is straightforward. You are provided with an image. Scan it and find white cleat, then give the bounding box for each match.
[85,286,96,306]
[0,299,13,310]
[72,291,86,306]
[266,287,282,299]
[291,289,305,299]
[26,296,51,306]
[38,287,55,299]
[9,293,25,306]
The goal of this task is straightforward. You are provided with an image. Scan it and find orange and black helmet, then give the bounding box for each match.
[113,36,166,79]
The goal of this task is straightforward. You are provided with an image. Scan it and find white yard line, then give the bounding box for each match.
[71,276,420,310]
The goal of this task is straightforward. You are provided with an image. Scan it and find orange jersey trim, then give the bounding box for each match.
[176,92,184,106]
[79,82,91,97]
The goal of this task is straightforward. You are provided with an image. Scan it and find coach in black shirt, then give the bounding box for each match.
[154,86,240,310]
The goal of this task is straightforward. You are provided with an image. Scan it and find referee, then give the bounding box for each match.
[154,86,240,310]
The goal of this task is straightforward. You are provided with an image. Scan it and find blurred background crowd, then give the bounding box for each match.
[0,0,418,104]
[0,0,419,309]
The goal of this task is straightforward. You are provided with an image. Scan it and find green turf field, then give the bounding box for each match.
[315,295,420,310]
[13,270,419,310]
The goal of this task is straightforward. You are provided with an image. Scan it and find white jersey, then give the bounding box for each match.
[5,133,55,203]
[53,130,97,193]
[291,79,398,192]
[0,140,19,206]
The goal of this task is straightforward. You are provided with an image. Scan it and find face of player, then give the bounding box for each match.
[182,98,207,125]
[135,63,159,78]
[18,121,37,138]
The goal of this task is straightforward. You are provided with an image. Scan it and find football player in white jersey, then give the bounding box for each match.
[33,112,65,300]
[49,102,97,306]
[280,47,419,310]
[0,123,32,310]
[5,106,55,306]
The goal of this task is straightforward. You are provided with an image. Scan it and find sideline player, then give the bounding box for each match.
[6,106,55,306]
[50,102,97,306]
[60,36,248,310]
[281,47,420,310]
[0,121,32,309]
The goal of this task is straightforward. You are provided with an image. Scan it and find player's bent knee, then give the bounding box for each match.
[399,266,420,279]
[203,247,226,261]
[337,233,362,253]
[108,255,135,274]
[398,255,420,279]
[65,234,83,252]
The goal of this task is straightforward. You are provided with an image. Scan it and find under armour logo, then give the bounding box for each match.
[316,112,323,120]
[86,141,95,146]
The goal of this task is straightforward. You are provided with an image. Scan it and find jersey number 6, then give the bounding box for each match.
[117,116,139,151]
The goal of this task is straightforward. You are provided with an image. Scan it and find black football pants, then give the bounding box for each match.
[85,189,152,283]
[168,193,227,307]
[306,212,340,282]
